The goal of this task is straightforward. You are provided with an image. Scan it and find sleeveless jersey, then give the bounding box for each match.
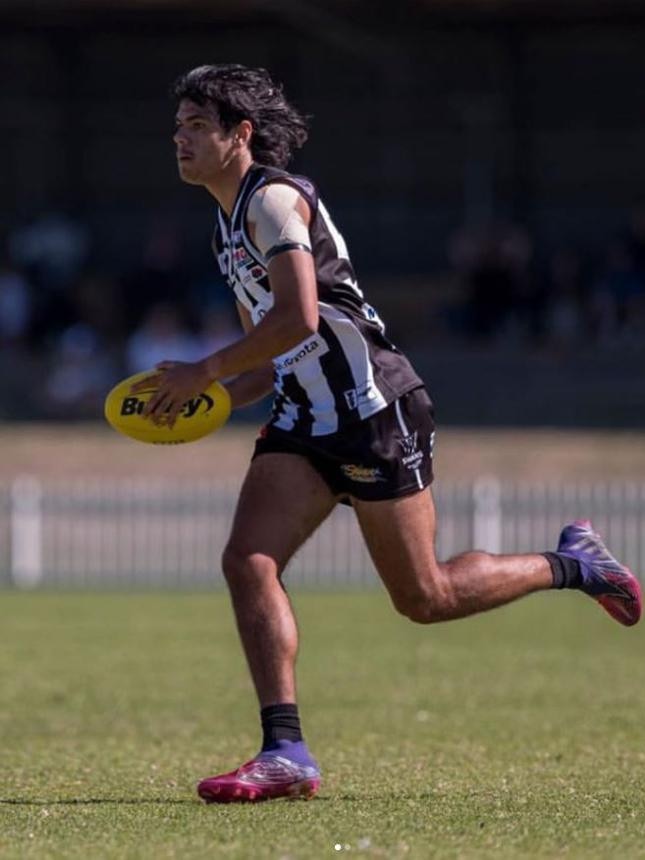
[211,164,423,437]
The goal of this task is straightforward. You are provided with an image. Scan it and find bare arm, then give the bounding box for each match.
[202,249,318,380]
[204,185,316,380]
[223,303,275,409]
[137,185,317,424]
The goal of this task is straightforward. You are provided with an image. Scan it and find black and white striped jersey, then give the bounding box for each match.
[211,163,423,437]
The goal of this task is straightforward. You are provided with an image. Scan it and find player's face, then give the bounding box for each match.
[173,99,237,185]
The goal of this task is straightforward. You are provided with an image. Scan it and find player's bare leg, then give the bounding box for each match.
[223,453,336,704]
[198,452,337,803]
[354,488,550,623]
[353,488,641,625]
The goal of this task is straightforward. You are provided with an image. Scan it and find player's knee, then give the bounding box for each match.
[222,544,256,587]
[391,582,456,624]
[221,544,276,590]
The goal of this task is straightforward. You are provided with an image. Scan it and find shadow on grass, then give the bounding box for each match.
[0,798,197,805]
[1,794,428,805]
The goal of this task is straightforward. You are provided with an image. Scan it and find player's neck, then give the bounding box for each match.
[205,155,255,217]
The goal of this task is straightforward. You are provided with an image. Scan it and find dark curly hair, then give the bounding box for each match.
[171,64,309,169]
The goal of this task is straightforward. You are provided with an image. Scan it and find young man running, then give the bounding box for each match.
[134,64,641,804]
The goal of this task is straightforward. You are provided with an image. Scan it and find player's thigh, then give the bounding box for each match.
[352,487,441,603]
[225,452,338,575]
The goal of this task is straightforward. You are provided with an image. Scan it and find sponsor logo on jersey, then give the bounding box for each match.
[343,383,378,411]
[240,262,267,289]
[233,246,251,265]
[360,303,385,331]
[340,464,385,483]
[274,336,328,372]
[398,431,423,470]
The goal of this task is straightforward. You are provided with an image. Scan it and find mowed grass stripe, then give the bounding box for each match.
[1,592,644,859]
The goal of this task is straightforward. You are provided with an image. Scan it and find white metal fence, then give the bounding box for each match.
[2,476,644,588]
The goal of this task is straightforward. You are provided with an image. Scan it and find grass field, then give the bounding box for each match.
[2,592,645,859]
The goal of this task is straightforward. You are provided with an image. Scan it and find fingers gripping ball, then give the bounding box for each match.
[104,371,231,444]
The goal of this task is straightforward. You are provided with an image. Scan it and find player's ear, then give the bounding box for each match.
[234,119,253,147]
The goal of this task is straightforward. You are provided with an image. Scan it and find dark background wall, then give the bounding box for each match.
[3,5,645,270]
[1,1,644,426]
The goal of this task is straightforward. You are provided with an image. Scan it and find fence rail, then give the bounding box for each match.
[1,476,644,588]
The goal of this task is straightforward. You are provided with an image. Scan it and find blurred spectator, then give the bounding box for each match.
[71,273,124,344]
[198,304,241,355]
[543,248,588,350]
[45,323,117,417]
[0,260,32,344]
[625,205,645,277]
[592,238,645,347]
[448,222,538,342]
[466,234,515,338]
[123,217,189,330]
[7,212,90,342]
[9,212,89,291]
[498,225,542,344]
[4,203,645,420]
[126,302,203,374]
[0,257,38,418]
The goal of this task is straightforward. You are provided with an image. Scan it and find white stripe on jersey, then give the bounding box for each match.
[293,357,338,435]
[319,302,388,419]
[219,204,274,321]
[232,281,248,307]
[217,173,266,303]
[212,166,423,439]
[317,201,364,299]
[217,209,231,280]
[271,331,337,434]
[242,279,274,325]
[231,170,258,224]
[394,398,423,490]
[272,375,299,431]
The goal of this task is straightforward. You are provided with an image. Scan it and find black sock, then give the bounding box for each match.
[261,703,303,749]
[543,552,583,589]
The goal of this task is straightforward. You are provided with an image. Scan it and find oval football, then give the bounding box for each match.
[104,370,231,444]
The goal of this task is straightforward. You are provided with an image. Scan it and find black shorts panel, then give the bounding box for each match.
[252,386,435,502]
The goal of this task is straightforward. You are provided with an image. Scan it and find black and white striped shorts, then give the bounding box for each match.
[253,386,435,502]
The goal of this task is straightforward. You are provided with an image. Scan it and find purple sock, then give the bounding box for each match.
[257,739,318,769]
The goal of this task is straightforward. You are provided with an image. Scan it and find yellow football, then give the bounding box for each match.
[104,370,231,444]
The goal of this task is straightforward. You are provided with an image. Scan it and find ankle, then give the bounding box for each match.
[261,702,303,748]
[543,551,583,589]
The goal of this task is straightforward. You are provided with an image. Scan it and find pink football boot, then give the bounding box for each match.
[197,749,321,804]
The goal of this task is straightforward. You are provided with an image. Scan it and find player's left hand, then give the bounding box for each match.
[131,360,213,427]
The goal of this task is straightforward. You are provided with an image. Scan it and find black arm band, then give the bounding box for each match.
[265,242,313,262]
